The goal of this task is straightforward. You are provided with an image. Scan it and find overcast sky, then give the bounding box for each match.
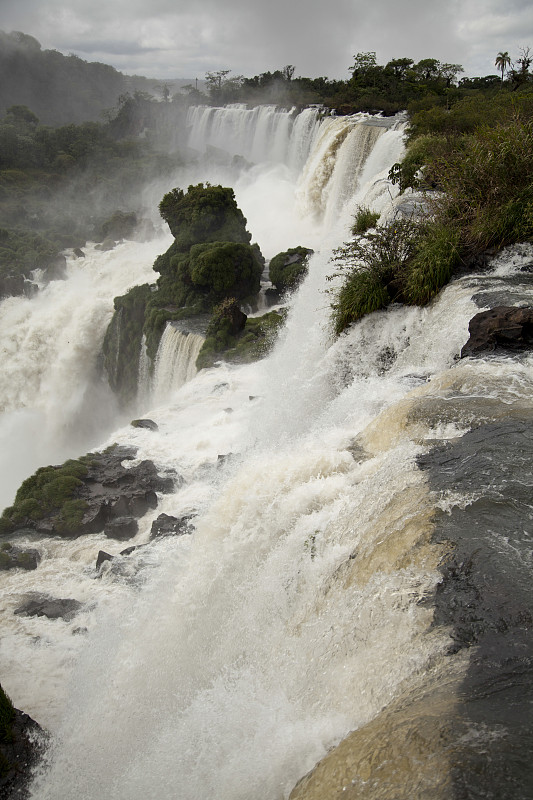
[1,0,532,80]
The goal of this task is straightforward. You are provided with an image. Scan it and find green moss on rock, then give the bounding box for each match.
[269,246,313,293]
[197,305,285,369]
[101,283,151,405]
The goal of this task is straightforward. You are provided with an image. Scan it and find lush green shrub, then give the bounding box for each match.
[56,499,88,534]
[158,184,251,249]
[269,246,313,292]
[3,458,90,532]
[332,269,390,335]
[435,118,533,253]
[188,241,262,301]
[351,207,380,235]
[405,223,461,304]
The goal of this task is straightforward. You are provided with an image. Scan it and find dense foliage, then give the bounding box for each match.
[103,185,265,402]
[196,297,285,369]
[269,246,314,293]
[0,98,182,295]
[331,86,533,334]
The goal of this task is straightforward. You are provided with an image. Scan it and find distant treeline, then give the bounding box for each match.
[0,30,196,126]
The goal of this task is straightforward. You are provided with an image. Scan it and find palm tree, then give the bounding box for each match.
[495,51,511,82]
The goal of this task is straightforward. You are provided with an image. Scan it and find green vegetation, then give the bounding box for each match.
[331,61,533,335]
[103,185,265,401]
[0,95,182,298]
[351,207,380,235]
[196,298,285,369]
[0,458,89,535]
[102,283,152,405]
[269,246,313,293]
[144,185,263,361]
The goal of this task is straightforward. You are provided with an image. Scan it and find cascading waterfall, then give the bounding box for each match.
[1,105,530,799]
[186,104,322,171]
[151,324,205,404]
[0,238,170,509]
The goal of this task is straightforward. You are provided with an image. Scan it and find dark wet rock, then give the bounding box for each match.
[5,445,175,540]
[73,247,85,258]
[130,418,158,431]
[14,593,83,621]
[0,544,40,571]
[119,545,139,556]
[264,286,282,306]
[418,419,533,799]
[0,698,47,800]
[95,237,115,252]
[96,544,142,572]
[150,513,195,540]
[96,550,113,570]
[104,516,138,540]
[0,273,25,298]
[217,453,237,468]
[461,305,533,357]
[43,254,67,281]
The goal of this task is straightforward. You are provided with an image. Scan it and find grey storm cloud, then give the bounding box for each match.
[1,0,532,78]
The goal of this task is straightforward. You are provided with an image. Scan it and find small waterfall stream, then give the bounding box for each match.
[151,324,205,405]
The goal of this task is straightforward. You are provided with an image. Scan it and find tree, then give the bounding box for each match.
[413,58,441,81]
[385,58,414,79]
[349,52,377,76]
[282,65,295,81]
[495,51,511,82]
[440,63,464,87]
[509,47,532,88]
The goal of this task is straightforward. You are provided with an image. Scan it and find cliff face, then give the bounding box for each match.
[0,684,45,800]
[101,184,264,405]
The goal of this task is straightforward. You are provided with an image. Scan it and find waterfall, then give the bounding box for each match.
[2,105,529,800]
[151,324,205,404]
[186,104,322,169]
[0,238,170,509]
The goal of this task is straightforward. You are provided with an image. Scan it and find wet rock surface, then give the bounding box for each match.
[418,419,533,799]
[130,418,159,431]
[14,593,83,621]
[461,305,533,357]
[8,446,175,539]
[0,706,46,800]
[150,513,195,539]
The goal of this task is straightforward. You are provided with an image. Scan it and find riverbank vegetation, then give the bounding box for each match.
[330,70,533,333]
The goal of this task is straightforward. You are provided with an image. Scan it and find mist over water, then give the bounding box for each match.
[2,105,531,799]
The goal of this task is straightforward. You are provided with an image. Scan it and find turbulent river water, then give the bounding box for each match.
[0,105,532,799]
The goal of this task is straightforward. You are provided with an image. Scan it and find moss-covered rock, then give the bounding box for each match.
[269,246,313,293]
[0,542,40,571]
[197,306,285,369]
[0,446,174,539]
[158,183,252,249]
[102,184,264,402]
[101,283,151,406]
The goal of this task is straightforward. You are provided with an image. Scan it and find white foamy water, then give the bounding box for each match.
[4,107,531,800]
[0,237,171,509]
